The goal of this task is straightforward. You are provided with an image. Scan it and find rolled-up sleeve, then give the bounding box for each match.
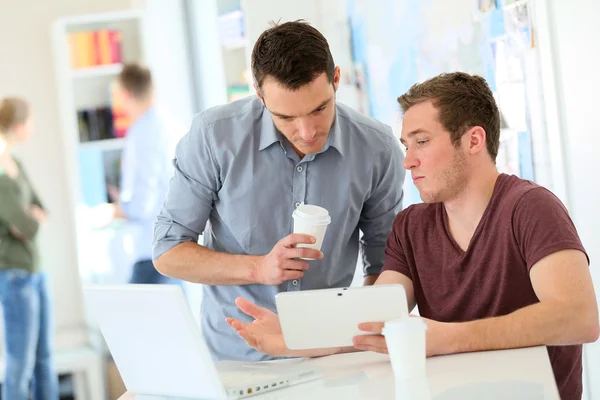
[153,114,221,260]
[358,133,405,276]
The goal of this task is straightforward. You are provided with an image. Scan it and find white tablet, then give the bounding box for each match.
[275,284,408,350]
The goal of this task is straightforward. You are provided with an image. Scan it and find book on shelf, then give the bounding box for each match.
[68,29,123,69]
[77,107,116,143]
[77,148,123,207]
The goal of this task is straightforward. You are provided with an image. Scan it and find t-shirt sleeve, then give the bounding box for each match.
[382,210,413,279]
[513,187,588,271]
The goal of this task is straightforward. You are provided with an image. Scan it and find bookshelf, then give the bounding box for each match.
[53,10,146,287]
[71,63,123,79]
[79,137,126,152]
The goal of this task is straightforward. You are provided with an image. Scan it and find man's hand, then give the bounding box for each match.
[353,322,388,353]
[228,298,351,358]
[226,297,289,357]
[355,315,455,357]
[28,205,47,223]
[253,234,323,285]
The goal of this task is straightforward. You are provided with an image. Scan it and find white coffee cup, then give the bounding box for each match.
[292,204,331,259]
[382,317,428,381]
[394,376,431,400]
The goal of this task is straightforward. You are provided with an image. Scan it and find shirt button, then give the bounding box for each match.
[297,166,303,172]
[292,280,299,286]
[295,202,301,208]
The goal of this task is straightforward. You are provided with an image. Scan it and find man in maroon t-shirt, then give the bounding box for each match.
[226,72,599,400]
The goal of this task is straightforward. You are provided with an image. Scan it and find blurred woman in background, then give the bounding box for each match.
[0,97,58,400]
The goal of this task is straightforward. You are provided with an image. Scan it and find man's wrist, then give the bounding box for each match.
[246,255,265,285]
[445,321,466,354]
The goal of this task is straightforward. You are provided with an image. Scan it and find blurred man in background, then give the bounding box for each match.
[107,63,180,285]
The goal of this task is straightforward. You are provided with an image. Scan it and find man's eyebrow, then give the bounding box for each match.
[399,129,428,144]
[309,97,332,113]
[269,97,332,119]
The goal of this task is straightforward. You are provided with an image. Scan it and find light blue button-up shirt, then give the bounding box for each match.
[119,107,173,262]
[153,96,405,361]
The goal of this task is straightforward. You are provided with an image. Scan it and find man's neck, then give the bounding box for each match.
[129,101,153,123]
[444,165,500,236]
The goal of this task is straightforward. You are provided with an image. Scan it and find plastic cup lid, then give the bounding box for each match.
[293,204,331,224]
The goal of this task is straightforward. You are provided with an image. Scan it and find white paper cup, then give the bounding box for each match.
[394,376,431,400]
[292,204,331,259]
[382,318,427,381]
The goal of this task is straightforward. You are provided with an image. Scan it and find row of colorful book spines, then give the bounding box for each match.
[69,30,123,69]
[77,107,130,142]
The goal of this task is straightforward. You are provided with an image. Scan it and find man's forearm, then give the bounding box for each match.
[154,242,263,285]
[446,300,598,355]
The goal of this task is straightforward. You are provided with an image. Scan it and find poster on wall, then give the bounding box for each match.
[348,0,538,205]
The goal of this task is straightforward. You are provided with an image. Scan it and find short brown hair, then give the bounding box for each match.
[251,20,335,91]
[398,72,501,162]
[117,63,153,100]
[0,97,30,135]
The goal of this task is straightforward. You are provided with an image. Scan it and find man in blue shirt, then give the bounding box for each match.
[153,21,405,361]
[111,63,179,285]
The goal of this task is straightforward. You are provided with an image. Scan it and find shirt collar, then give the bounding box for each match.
[323,111,344,156]
[258,106,281,151]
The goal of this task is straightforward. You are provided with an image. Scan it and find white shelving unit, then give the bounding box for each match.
[71,63,123,79]
[52,12,148,398]
[53,10,146,285]
[79,137,126,152]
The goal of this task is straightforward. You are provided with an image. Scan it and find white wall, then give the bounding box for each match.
[143,0,195,128]
[189,0,228,110]
[539,0,600,398]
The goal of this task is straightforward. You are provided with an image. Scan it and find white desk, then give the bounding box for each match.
[118,346,560,399]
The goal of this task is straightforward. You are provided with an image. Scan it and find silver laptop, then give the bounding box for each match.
[83,284,322,399]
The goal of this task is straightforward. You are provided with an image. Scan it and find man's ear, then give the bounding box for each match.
[466,126,487,155]
[254,84,265,104]
[333,66,341,92]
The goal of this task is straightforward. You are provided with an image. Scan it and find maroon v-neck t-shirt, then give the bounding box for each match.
[383,174,588,400]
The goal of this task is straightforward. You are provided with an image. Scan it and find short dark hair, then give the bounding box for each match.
[397,72,501,162]
[251,20,335,91]
[117,63,153,100]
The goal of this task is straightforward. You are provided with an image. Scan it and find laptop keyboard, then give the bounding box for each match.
[218,359,319,397]
[221,370,285,387]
